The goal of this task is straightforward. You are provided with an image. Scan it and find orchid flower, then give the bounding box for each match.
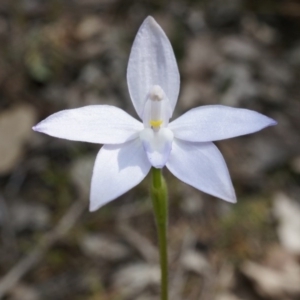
[33,16,276,212]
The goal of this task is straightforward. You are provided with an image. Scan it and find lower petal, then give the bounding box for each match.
[139,128,174,169]
[166,139,236,203]
[90,138,151,211]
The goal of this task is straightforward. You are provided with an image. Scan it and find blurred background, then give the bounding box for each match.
[0,0,299,299]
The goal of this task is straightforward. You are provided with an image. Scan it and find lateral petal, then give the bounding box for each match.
[169,105,277,142]
[127,16,180,119]
[33,105,143,144]
[90,138,151,211]
[166,139,236,203]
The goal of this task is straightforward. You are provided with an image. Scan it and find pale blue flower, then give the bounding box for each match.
[33,17,277,211]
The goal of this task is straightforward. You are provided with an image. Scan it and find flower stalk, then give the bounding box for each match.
[151,167,168,300]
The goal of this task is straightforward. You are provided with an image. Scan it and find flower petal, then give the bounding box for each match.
[127,16,180,119]
[139,128,174,169]
[169,105,277,142]
[90,138,151,211]
[166,139,236,203]
[33,105,143,144]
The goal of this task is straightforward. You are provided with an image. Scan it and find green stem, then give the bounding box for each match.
[150,167,168,300]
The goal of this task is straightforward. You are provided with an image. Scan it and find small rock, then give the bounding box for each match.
[181,249,210,275]
[215,293,243,300]
[220,36,260,61]
[78,39,106,60]
[214,63,259,106]
[242,16,277,45]
[21,0,45,16]
[0,105,37,174]
[260,83,286,105]
[79,64,107,88]
[260,60,293,86]
[287,43,300,66]
[0,16,8,36]
[80,234,130,261]
[8,283,40,300]
[36,271,85,299]
[113,263,160,298]
[186,10,206,33]
[273,193,300,255]
[182,36,223,78]
[11,202,50,231]
[231,145,282,180]
[179,187,204,215]
[205,0,242,27]
[83,92,105,106]
[290,156,300,174]
[241,136,285,176]
[70,155,95,198]
[217,263,236,290]
[76,16,106,40]
[241,259,300,298]
[179,80,216,111]
[136,295,157,300]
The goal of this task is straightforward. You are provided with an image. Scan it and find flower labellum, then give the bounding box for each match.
[33,16,277,212]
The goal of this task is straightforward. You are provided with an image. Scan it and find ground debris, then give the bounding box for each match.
[0,105,36,174]
[0,2,299,300]
[273,193,300,255]
[241,247,300,299]
[215,293,244,300]
[6,283,40,300]
[11,202,50,231]
[113,263,160,299]
[181,249,211,275]
[80,233,131,261]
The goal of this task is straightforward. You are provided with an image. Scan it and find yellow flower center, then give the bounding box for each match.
[150,119,163,128]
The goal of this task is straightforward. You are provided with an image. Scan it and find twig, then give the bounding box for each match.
[117,221,158,264]
[0,194,18,260]
[170,229,194,300]
[117,199,152,220]
[198,265,215,300]
[0,199,87,299]
[4,165,27,197]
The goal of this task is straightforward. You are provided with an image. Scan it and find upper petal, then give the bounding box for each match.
[90,138,151,211]
[166,139,236,203]
[127,16,180,119]
[33,105,143,144]
[169,105,277,142]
